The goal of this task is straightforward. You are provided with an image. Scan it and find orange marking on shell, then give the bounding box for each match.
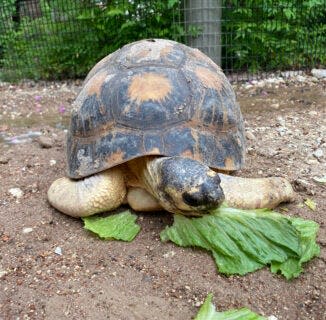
[134,49,151,60]
[160,44,173,57]
[128,73,172,103]
[85,70,108,96]
[107,150,125,166]
[191,49,222,71]
[181,149,194,158]
[148,147,161,154]
[224,157,235,170]
[195,67,223,92]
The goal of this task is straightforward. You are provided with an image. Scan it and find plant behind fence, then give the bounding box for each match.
[0,0,325,81]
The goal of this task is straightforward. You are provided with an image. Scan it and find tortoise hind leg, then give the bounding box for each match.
[47,168,126,217]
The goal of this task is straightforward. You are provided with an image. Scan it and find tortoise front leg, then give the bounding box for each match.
[219,173,296,209]
[127,187,163,212]
[47,167,126,217]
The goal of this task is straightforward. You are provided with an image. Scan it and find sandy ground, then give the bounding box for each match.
[0,76,325,319]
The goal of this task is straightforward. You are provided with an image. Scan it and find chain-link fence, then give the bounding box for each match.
[0,0,325,81]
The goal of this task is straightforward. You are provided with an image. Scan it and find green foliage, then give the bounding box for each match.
[222,0,326,72]
[0,0,184,80]
[0,0,325,80]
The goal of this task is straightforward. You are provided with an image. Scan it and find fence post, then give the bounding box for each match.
[184,0,222,66]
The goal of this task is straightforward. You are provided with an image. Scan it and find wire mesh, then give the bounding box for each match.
[0,0,325,81]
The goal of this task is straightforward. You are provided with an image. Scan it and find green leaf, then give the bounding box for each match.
[304,198,317,211]
[195,293,266,320]
[82,210,140,242]
[160,206,320,279]
[106,8,124,17]
[168,0,179,9]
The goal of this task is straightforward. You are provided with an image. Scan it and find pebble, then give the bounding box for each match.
[0,156,9,164]
[22,227,33,234]
[54,247,62,255]
[313,148,323,159]
[293,178,314,195]
[49,159,57,166]
[276,116,286,127]
[245,131,256,140]
[38,136,53,148]
[163,251,176,258]
[268,316,278,320]
[9,187,24,198]
[296,75,306,82]
[0,269,8,278]
[311,68,326,79]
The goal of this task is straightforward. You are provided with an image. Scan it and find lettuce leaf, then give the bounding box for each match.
[194,294,266,320]
[161,206,319,279]
[82,210,140,241]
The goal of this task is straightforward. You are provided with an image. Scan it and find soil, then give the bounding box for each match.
[0,77,325,320]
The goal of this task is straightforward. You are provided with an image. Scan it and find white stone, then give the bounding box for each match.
[163,251,176,258]
[311,69,326,79]
[313,149,324,159]
[9,188,24,198]
[0,269,8,278]
[296,75,306,82]
[22,227,33,234]
[54,247,62,255]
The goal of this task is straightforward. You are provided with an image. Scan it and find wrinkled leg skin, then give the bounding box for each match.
[127,187,162,212]
[47,168,126,217]
[219,173,296,209]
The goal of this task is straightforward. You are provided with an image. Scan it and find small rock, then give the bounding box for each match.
[54,247,62,255]
[313,148,323,159]
[271,103,280,109]
[296,75,306,82]
[276,127,287,136]
[9,188,24,199]
[0,156,9,164]
[276,116,286,127]
[245,131,256,140]
[268,316,278,320]
[194,301,202,307]
[38,136,53,148]
[49,159,57,166]
[311,68,326,79]
[163,251,176,258]
[22,227,33,234]
[293,178,314,195]
[0,269,8,278]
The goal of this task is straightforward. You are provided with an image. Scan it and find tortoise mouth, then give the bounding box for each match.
[182,189,225,209]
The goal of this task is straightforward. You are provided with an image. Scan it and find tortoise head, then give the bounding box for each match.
[153,157,225,216]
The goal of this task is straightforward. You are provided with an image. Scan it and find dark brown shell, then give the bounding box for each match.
[67,39,245,179]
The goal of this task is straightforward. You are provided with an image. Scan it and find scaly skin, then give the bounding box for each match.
[47,167,126,217]
[47,156,296,217]
[219,173,296,209]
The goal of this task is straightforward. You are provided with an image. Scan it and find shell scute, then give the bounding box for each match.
[67,39,245,178]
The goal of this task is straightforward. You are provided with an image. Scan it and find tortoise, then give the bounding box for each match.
[48,39,295,218]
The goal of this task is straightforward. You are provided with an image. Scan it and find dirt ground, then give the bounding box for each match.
[0,76,325,320]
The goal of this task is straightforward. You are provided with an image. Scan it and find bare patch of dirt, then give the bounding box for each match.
[0,78,325,319]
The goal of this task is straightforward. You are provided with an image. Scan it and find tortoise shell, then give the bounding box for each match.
[67,39,245,179]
